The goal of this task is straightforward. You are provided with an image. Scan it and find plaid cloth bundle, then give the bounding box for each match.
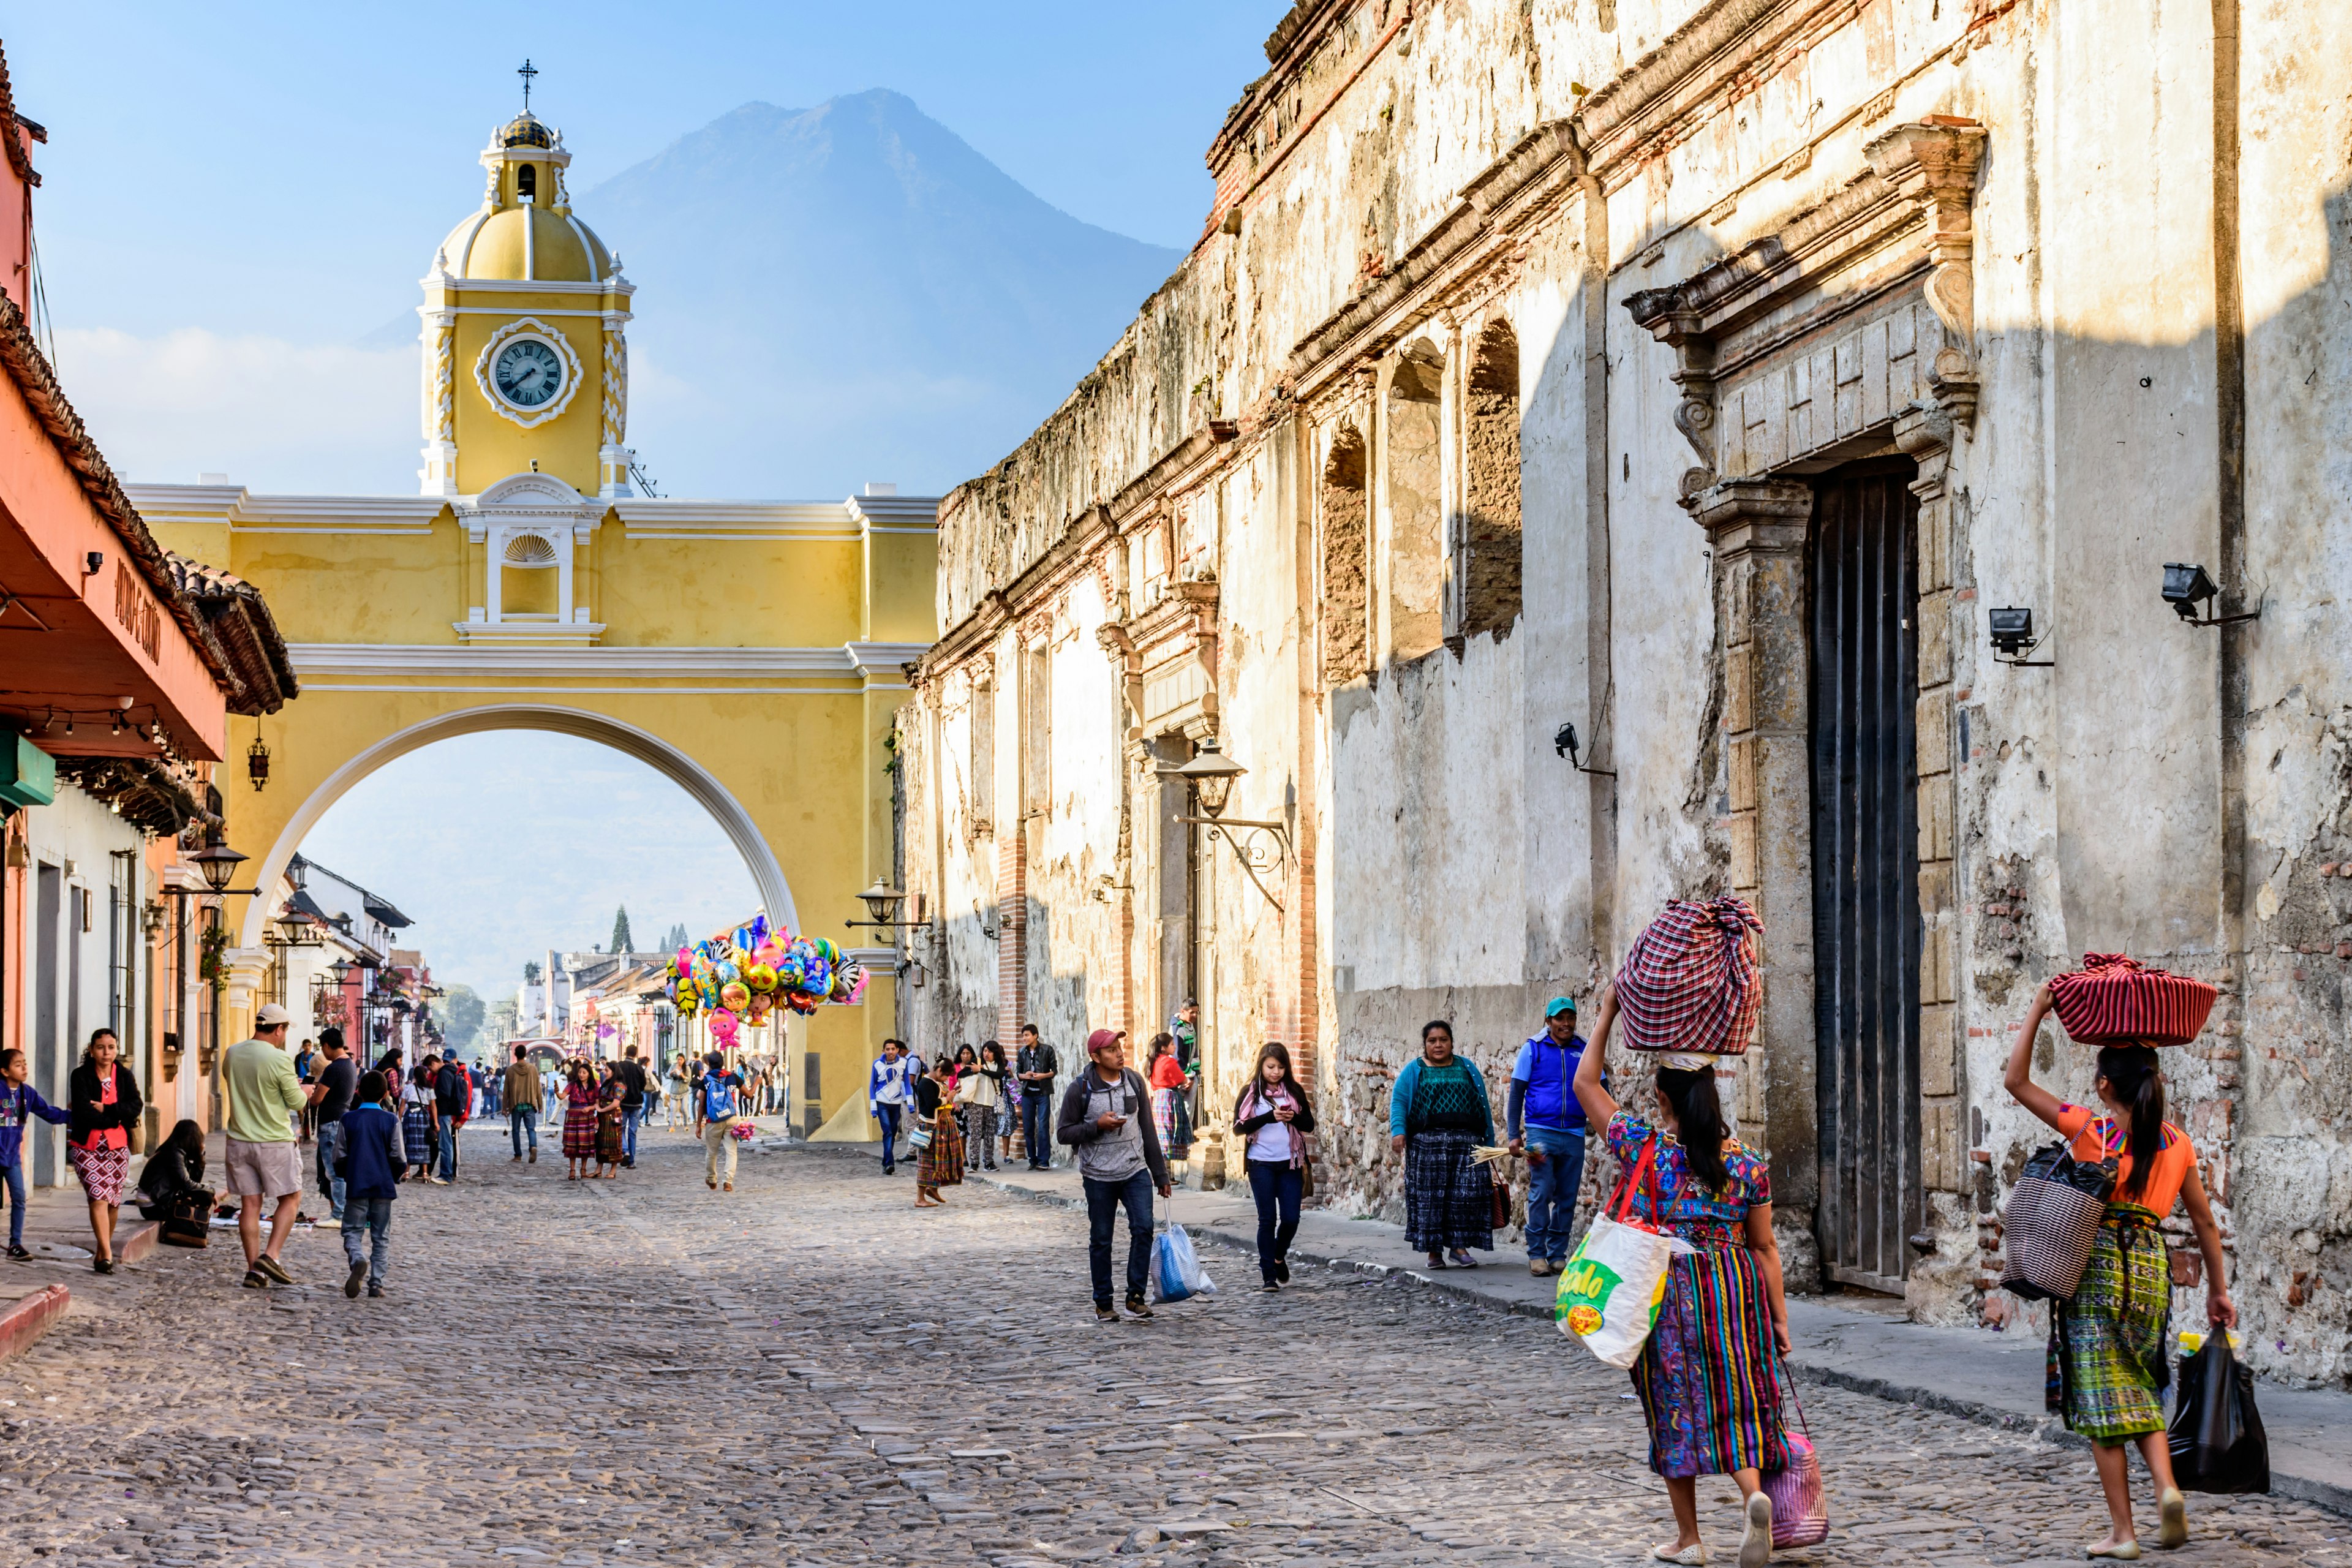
[2047,952,2216,1046]
[1614,897,1765,1057]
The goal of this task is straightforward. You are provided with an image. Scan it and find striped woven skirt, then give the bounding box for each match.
[917,1109,963,1189]
[1631,1234,1789,1479]
[2049,1204,2171,1441]
[1403,1128,1494,1253]
[401,1104,433,1166]
[563,1101,600,1160]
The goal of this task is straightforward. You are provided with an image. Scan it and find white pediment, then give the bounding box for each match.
[456,472,609,541]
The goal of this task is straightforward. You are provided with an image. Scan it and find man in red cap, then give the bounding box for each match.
[1056,1029,1172,1322]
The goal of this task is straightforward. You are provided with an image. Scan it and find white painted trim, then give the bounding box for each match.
[844,641,932,679]
[421,276,634,298]
[235,704,799,949]
[288,643,867,678]
[124,484,450,531]
[437,306,633,322]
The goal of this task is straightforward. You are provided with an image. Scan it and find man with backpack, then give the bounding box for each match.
[695,1050,747,1193]
[1056,1029,1172,1322]
[434,1055,471,1183]
[1506,996,1602,1276]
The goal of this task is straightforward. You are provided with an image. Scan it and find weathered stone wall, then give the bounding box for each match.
[899,0,2352,1382]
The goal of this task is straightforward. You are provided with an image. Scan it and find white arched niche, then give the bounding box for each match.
[237,704,796,948]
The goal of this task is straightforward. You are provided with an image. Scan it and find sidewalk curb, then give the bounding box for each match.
[0,1285,70,1364]
[115,1221,159,1265]
[954,1166,2351,1518]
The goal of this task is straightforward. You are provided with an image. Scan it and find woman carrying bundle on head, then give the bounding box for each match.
[1574,982,1790,1568]
[2004,978,2234,1560]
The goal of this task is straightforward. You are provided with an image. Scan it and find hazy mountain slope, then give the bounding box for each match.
[579,91,1181,499]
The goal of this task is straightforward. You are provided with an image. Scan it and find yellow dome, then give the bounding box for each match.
[431,115,617,284]
[438,203,613,282]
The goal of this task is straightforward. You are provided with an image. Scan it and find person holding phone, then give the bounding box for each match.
[1056,1029,1172,1322]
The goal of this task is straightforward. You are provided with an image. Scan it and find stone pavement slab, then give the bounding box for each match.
[0,1121,2341,1567]
[889,1144,2352,1519]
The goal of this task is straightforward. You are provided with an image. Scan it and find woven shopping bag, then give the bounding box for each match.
[1614,897,1765,1056]
[1555,1137,1689,1368]
[1763,1360,1831,1548]
[2000,1140,2117,1301]
[2048,953,2217,1045]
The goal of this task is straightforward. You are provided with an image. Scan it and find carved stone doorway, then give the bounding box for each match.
[1807,459,1924,1293]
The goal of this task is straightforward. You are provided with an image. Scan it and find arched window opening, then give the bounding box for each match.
[517,163,538,202]
[499,532,560,618]
[1458,318,1523,640]
[1384,346,1445,664]
[1321,424,1370,687]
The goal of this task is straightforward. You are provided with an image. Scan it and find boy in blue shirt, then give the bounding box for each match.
[336,1071,404,1298]
[1507,997,1600,1276]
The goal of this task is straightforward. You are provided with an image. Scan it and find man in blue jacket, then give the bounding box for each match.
[336,1071,404,1298]
[1507,997,1600,1276]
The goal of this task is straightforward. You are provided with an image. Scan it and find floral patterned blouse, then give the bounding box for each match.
[1604,1110,1772,1234]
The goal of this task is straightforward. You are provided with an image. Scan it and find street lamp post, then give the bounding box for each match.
[1174,738,1292,913]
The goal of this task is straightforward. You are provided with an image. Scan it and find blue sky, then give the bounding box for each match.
[10,5,1276,999]
[10,3,1267,339]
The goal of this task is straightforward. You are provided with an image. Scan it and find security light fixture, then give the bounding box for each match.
[2163,562,2260,628]
[1988,606,2034,654]
[1551,721,1618,777]
[1988,606,2053,666]
[1174,737,1246,819]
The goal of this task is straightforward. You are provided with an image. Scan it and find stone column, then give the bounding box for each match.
[1687,475,1822,1287]
[1895,402,1964,1200]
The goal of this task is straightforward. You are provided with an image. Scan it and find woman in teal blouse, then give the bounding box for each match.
[1387,1020,1496,1267]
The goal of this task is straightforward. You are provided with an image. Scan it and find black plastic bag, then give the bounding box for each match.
[2168,1335,2270,1494]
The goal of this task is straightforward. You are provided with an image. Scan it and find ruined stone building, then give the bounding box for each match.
[893,0,2352,1384]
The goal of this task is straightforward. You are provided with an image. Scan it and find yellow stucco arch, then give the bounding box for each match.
[122,110,934,1134]
[233,703,799,951]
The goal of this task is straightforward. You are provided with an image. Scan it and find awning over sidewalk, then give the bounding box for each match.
[0,292,265,763]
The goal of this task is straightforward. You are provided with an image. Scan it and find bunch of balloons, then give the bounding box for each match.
[663,913,865,1041]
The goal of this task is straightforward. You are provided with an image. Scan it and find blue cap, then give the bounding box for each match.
[1545,996,1577,1019]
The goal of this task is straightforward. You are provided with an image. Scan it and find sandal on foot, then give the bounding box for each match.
[1740,1490,1773,1568]
[2157,1488,2187,1550]
[1651,1546,1708,1565]
[2087,1543,2142,1561]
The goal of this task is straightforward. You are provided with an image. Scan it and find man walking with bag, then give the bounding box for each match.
[1507,996,1602,1276]
[1056,1030,1171,1322]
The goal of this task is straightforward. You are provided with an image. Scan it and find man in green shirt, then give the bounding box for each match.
[224,1003,310,1288]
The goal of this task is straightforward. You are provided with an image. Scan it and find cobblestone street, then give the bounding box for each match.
[0,1128,2343,1568]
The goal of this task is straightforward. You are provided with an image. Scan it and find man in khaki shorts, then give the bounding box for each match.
[224,1003,311,1288]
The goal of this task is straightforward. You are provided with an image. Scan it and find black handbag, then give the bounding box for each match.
[2002,1140,2117,1301]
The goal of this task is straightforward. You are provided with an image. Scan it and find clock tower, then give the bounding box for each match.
[417,103,634,500]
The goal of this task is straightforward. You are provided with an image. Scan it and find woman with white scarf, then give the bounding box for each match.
[1232,1042,1316,1292]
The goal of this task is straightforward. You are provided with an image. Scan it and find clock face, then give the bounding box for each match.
[493,337,567,409]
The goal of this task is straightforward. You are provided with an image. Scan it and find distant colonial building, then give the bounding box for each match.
[897,0,2352,1382]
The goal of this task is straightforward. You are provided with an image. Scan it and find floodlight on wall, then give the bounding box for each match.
[1988,606,2052,667]
[2162,562,2260,628]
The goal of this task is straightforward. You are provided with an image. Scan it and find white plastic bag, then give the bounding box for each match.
[1152,1221,1218,1302]
[1555,1137,1692,1368]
